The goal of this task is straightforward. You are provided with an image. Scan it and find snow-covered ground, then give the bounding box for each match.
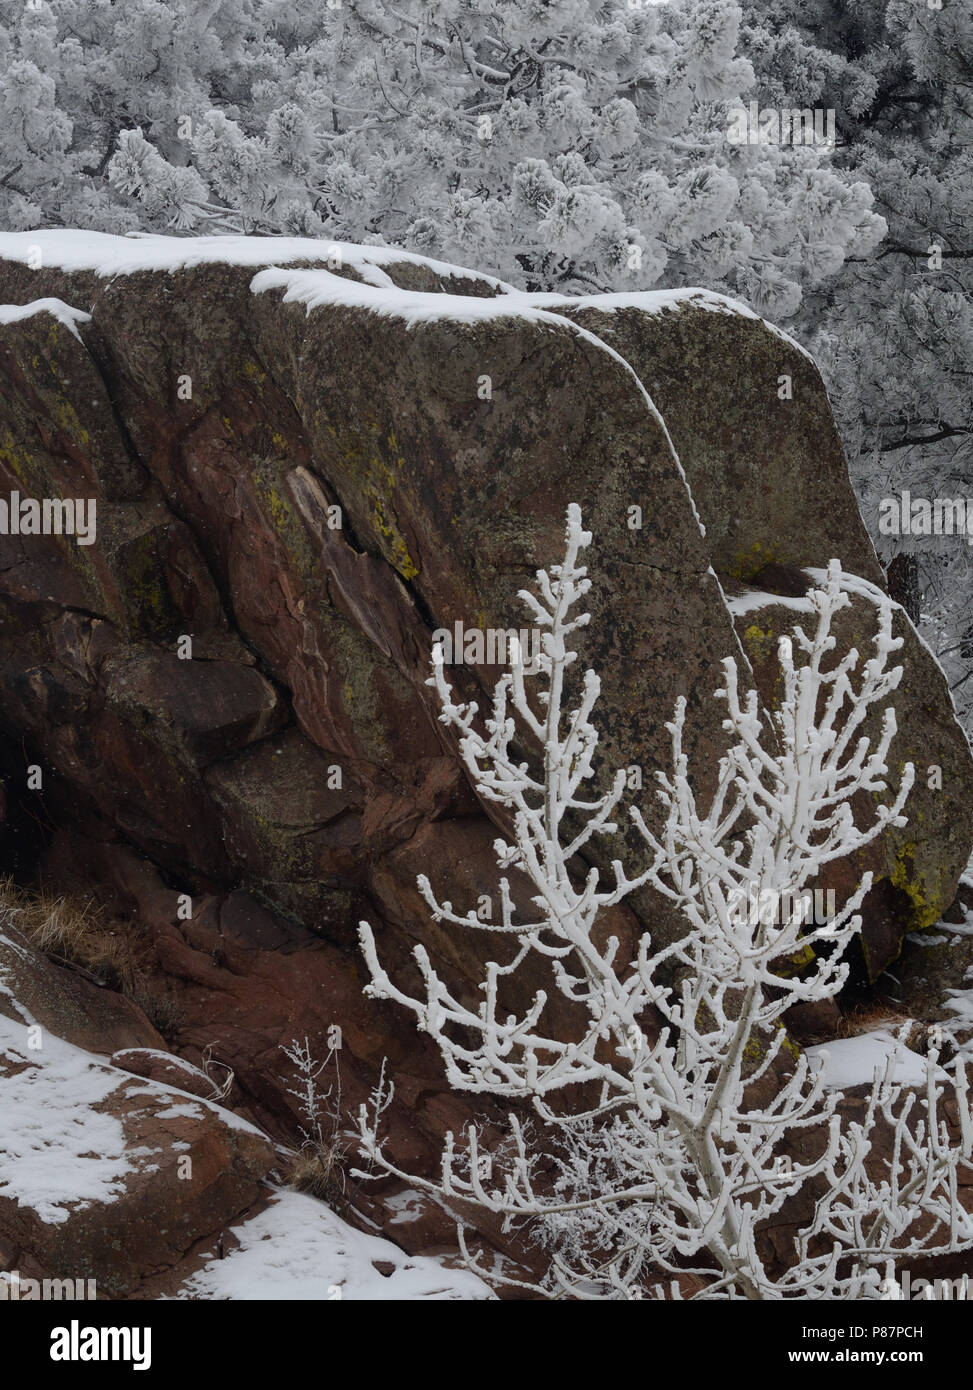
[0,927,491,1300]
[0,1011,136,1223]
[175,1189,492,1301]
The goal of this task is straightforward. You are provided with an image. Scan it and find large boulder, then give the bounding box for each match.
[0,234,967,1183]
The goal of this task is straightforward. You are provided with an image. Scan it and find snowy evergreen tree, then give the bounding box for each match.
[740,0,972,732]
[0,0,885,317]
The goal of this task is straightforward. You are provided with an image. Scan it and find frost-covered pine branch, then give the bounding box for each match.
[0,0,885,320]
[356,505,973,1299]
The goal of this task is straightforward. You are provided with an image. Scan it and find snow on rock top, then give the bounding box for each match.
[0,230,822,542]
[0,229,802,352]
[523,286,815,361]
[252,263,546,328]
[0,1012,134,1224]
[0,229,517,292]
[0,298,91,342]
[806,1028,936,1090]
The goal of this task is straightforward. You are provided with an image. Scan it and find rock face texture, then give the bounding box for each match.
[0,234,969,1286]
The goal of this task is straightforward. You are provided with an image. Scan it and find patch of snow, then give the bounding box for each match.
[252,263,548,327]
[0,927,39,965]
[0,1001,271,1230]
[112,1048,215,1086]
[117,1079,266,1138]
[0,298,91,342]
[0,1013,133,1223]
[0,930,36,1026]
[906,929,954,947]
[726,565,901,621]
[150,1102,206,1122]
[806,1028,933,1090]
[945,980,973,1050]
[116,1046,194,1064]
[724,588,816,618]
[725,559,965,741]
[384,1189,428,1225]
[175,1189,492,1301]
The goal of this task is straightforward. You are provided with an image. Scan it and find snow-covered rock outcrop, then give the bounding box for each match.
[0,233,968,1285]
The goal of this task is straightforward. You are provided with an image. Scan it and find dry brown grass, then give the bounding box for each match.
[834,1000,916,1040]
[0,877,184,1037]
[0,876,129,976]
[833,999,952,1061]
[288,1144,347,1203]
[125,983,186,1038]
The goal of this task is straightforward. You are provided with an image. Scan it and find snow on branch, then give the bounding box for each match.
[356,507,973,1299]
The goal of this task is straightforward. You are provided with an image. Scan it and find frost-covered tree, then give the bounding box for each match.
[739,0,973,731]
[0,0,884,316]
[357,506,973,1298]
